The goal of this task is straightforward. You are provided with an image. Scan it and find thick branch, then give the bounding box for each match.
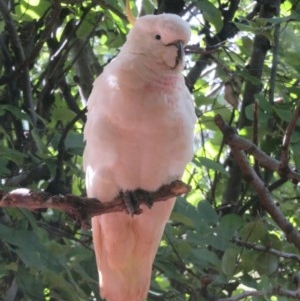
[215,114,300,249]
[238,0,280,128]
[0,0,35,125]
[215,114,300,183]
[0,180,190,227]
[231,148,300,248]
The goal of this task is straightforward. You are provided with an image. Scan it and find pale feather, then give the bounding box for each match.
[83,13,196,301]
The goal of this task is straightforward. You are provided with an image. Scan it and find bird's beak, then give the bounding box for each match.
[171,40,184,69]
[165,40,185,69]
[175,40,184,64]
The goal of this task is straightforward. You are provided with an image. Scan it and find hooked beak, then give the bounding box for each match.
[168,40,184,69]
[175,40,184,67]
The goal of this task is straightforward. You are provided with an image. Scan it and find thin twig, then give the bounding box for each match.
[54,108,87,183]
[233,237,300,263]
[280,100,300,171]
[253,101,261,177]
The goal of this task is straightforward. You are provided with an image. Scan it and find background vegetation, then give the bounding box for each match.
[1,0,300,300]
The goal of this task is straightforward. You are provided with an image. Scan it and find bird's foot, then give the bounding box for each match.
[122,189,154,216]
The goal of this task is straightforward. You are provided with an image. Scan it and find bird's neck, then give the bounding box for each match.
[143,74,180,94]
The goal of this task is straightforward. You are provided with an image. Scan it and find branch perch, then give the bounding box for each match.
[0,180,190,227]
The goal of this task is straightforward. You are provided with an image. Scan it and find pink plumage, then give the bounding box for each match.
[83,14,196,301]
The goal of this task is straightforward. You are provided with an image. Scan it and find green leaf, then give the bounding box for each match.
[239,220,267,243]
[31,128,47,153]
[15,0,51,21]
[194,157,228,176]
[256,94,273,113]
[173,197,206,230]
[0,224,62,272]
[291,143,300,172]
[218,214,244,238]
[171,211,195,228]
[190,248,221,269]
[1,104,30,121]
[240,249,258,273]
[0,146,27,166]
[273,106,293,122]
[234,20,257,33]
[52,107,76,124]
[194,0,223,32]
[16,266,45,299]
[0,157,10,176]
[222,247,240,277]
[197,200,218,225]
[65,131,84,153]
[255,253,278,276]
[76,12,99,39]
[245,104,254,121]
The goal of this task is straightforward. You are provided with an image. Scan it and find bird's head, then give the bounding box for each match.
[123,14,191,72]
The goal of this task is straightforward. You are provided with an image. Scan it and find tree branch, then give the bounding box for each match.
[215,114,300,249]
[238,0,280,128]
[280,100,300,172]
[214,114,300,182]
[268,21,280,104]
[218,287,300,301]
[0,0,35,125]
[0,180,190,227]
[233,237,300,263]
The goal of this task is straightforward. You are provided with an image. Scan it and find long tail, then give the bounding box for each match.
[92,199,175,301]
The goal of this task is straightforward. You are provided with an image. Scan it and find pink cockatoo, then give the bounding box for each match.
[83,13,196,301]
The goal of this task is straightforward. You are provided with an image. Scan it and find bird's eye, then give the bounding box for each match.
[155,34,161,40]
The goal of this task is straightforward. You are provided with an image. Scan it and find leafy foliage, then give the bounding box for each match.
[1,0,300,300]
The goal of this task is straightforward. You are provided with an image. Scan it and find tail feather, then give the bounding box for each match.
[92,199,175,301]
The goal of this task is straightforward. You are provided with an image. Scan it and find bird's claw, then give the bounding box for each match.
[122,189,154,216]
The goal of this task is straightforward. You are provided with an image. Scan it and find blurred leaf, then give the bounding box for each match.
[222,247,240,277]
[239,221,267,243]
[255,253,278,276]
[173,198,206,230]
[0,146,27,166]
[16,266,45,299]
[51,107,77,124]
[194,157,228,176]
[1,105,30,121]
[190,248,221,269]
[65,131,84,153]
[218,214,244,238]
[0,223,61,272]
[15,0,51,21]
[273,106,293,122]
[256,94,273,113]
[193,0,223,32]
[197,200,218,226]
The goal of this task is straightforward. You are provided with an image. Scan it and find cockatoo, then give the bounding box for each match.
[83,13,196,301]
